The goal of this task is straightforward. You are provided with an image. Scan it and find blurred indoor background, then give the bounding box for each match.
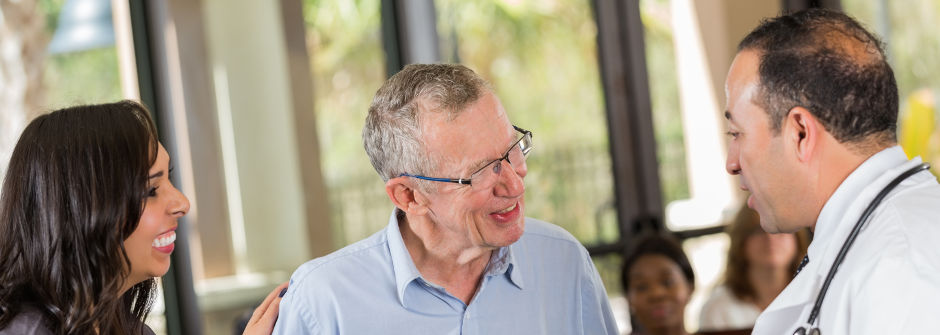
[1,0,937,334]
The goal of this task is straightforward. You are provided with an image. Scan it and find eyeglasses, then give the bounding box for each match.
[400,125,533,189]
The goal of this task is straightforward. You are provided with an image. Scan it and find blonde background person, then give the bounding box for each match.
[698,205,808,332]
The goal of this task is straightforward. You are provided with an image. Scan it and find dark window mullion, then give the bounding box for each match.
[590,0,664,255]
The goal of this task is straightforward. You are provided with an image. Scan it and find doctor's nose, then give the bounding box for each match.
[726,148,741,175]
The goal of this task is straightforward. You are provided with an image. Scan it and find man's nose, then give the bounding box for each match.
[726,146,741,175]
[495,160,525,197]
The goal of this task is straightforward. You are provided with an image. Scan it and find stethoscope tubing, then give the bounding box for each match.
[802,163,931,330]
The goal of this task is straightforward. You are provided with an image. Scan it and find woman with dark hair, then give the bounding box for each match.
[621,233,696,335]
[0,101,284,334]
[698,205,809,332]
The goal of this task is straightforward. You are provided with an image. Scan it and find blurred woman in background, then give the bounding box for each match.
[622,233,696,335]
[698,205,810,332]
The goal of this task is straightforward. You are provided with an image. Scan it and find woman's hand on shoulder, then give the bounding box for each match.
[242,281,289,335]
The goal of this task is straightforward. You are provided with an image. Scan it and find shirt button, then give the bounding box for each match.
[465,313,470,320]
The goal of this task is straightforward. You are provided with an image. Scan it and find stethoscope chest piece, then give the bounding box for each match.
[793,327,822,335]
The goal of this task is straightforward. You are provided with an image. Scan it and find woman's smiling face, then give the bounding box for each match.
[123,143,190,289]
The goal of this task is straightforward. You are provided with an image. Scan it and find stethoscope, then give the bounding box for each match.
[792,163,931,335]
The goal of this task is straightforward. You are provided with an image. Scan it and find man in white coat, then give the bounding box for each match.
[723,9,940,335]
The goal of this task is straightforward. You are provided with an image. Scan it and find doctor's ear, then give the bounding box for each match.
[785,106,821,163]
[385,177,430,216]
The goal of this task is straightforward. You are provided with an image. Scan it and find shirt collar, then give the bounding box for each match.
[485,243,525,290]
[386,209,526,307]
[386,209,423,307]
[810,146,914,264]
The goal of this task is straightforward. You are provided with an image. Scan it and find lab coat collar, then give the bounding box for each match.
[811,146,918,272]
[757,146,917,323]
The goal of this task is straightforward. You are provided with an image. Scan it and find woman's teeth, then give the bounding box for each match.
[496,203,517,214]
[152,231,176,248]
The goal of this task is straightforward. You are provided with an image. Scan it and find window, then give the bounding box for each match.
[303,0,390,244]
[1,0,122,182]
[436,0,618,267]
[843,0,940,173]
[637,0,777,331]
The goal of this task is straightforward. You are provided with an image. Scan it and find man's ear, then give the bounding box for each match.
[385,177,430,216]
[785,106,821,163]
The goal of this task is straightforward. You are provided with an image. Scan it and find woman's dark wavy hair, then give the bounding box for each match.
[0,100,159,334]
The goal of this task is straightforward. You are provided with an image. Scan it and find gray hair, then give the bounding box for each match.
[363,64,490,188]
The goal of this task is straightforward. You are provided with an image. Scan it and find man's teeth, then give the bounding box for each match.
[496,203,517,214]
[152,231,176,248]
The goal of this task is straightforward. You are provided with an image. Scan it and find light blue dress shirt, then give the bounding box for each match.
[273,210,619,334]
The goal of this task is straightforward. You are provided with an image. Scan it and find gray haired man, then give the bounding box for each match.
[274,64,619,334]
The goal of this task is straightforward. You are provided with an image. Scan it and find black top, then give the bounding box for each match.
[0,306,51,335]
[0,306,155,335]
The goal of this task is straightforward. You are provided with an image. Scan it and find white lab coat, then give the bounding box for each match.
[752,146,940,335]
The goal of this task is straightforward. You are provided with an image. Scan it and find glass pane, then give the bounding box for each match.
[435,0,619,246]
[2,0,122,177]
[592,253,630,334]
[640,0,740,230]
[175,0,387,333]
[682,233,730,333]
[44,47,122,107]
[843,0,940,176]
[305,0,391,245]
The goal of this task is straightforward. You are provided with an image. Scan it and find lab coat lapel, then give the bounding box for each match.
[751,261,822,335]
[754,147,917,335]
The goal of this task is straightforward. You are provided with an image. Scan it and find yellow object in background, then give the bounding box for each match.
[899,89,939,178]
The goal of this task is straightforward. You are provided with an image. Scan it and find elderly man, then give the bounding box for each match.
[273,64,618,334]
[724,9,940,335]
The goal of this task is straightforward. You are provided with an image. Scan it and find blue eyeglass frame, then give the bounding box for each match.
[400,125,533,186]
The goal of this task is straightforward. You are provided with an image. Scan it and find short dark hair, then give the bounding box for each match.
[0,101,159,334]
[621,233,695,292]
[738,8,898,151]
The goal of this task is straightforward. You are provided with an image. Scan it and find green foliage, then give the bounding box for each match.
[37,0,122,109]
[437,0,608,145]
[640,0,690,204]
[303,0,388,243]
[43,48,122,109]
[304,0,385,184]
[843,0,940,177]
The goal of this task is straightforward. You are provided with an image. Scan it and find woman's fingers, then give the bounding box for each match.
[243,281,290,335]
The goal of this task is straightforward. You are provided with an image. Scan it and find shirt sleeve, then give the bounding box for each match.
[272,279,322,335]
[578,249,620,335]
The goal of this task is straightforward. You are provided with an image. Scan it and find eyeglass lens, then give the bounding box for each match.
[470,135,530,188]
